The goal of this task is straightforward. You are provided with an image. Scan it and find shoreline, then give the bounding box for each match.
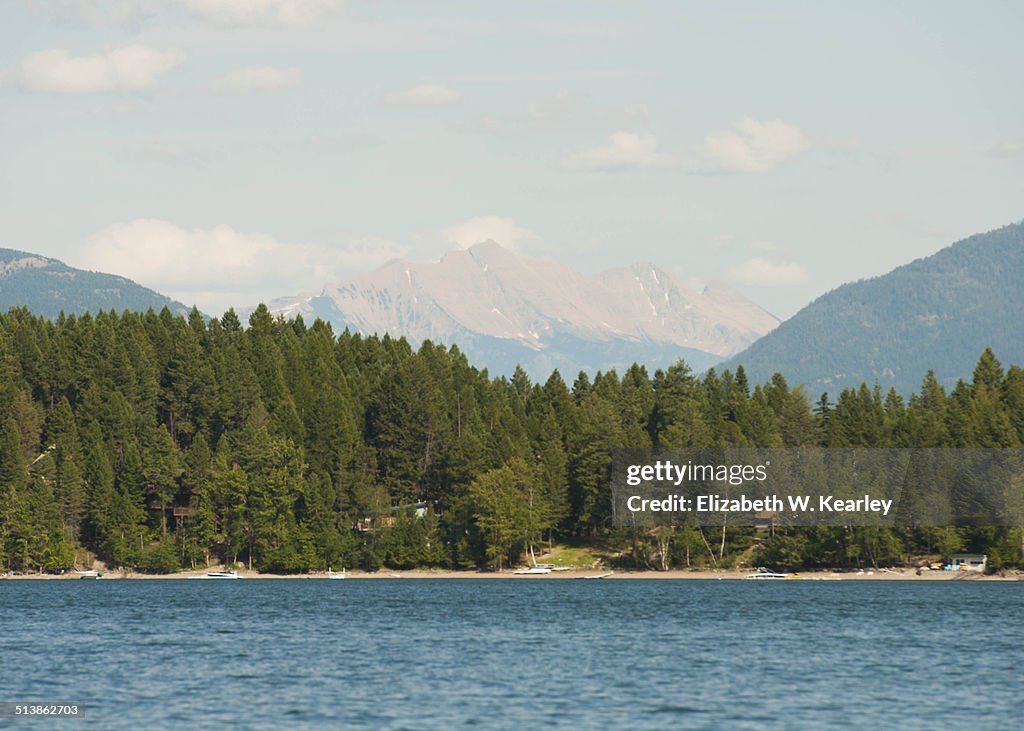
[4,568,1022,581]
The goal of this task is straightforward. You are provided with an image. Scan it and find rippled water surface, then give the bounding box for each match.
[1,579,1021,729]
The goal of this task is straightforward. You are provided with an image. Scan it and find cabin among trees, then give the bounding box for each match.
[355,501,432,532]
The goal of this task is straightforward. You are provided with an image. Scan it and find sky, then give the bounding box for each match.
[1,0,1022,318]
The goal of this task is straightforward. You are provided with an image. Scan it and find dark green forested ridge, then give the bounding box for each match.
[721,220,1024,394]
[1,304,1022,574]
[0,248,190,319]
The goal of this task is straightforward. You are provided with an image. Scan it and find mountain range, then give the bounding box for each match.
[0,248,190,319]
[6,218,1023,393]
[261,241,779,377]
[721,221,1024,394]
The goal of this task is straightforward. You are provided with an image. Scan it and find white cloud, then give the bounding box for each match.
[443,216,539,251]
[561,132,674,172]
[729,257,808,287]
[208,65,302,94]
[381,83,461,107]
[19,45,180,94]
[79,219,407,312]
[184,0,342,27]
[694,118,808,173]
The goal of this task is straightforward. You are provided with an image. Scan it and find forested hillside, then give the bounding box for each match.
[0,248,190,318]
[1,305,1022,574]
[721,221,1024,393]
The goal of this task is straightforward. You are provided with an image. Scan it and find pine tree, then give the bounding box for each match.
[44,396,87,541]
[650,360,710,447]
[569,394,623,532]
[537,408,570,533]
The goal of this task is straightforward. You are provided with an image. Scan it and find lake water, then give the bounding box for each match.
[1,579,1021,729]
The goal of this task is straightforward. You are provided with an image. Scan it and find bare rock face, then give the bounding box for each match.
[264,241,779,377]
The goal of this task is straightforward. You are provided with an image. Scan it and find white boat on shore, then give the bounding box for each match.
[76,570,103,580]
[513,566,552,575]
[189,570,242,580]
[327,571,347,579]
[745,571,790,580]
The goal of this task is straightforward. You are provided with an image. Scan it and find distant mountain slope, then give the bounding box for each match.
[721,221,1024,394]
[0,248,190,318]
[263,241,779,377]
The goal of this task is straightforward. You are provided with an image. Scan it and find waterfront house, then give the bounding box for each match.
[355,501,434,531]
[950,554,987,572]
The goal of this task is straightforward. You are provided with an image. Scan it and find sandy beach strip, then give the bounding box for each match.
[3,568,1021,581]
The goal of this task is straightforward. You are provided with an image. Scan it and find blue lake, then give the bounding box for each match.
[1,579,1021,729]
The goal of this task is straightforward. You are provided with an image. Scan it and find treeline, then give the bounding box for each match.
[0,305,1022,574]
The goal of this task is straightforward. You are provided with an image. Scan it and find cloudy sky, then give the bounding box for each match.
[1,0,1022,317]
